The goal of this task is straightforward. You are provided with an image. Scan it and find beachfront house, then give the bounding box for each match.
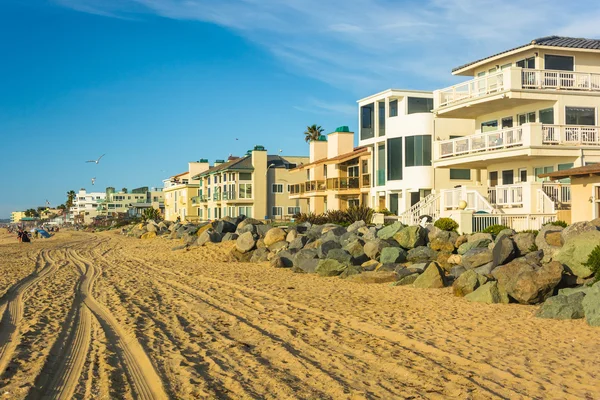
[163,160,210,222]
[289,127,372,213]
[424,36,600,231]
[10,211,27,223]
[192,146,308,221]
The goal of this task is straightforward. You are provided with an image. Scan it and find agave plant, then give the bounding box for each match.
[345,205,374,224]
[324,209,348,224]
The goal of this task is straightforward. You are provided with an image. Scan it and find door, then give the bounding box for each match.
[410,192,420,207]
[378,196,386,211]
[389,193,399,215]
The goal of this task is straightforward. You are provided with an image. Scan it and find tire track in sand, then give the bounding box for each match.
[0,250,59,376]
[69,249,168,400]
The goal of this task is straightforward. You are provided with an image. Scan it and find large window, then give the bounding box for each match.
[545,55,574,71]
[387,138,403,181]
[481,120,498,132]
[389,100,398,117]
[535,166,554,182]
[539,108,554,124]
[516,57,535,68]
[566,107,595,125]
[287,206,300,215]
[407,97,434,114]
[378,101,385,136]
[272,184,283,193]
[272,207,283,217]
[518,112,536,125]
[239,172,252,181]
[377,144,386,186]
[405,135,432,167]
[360,103,374,140]
[450,169,471,180]
[238,206,252,218]
[239,183,252,199]
[502,170,514,185]
[389,193,399,215]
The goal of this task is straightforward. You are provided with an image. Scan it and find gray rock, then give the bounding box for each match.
[236,231,257,253]
[339,265,363,279]
[377,222,405,240]
[236,224,257,235]
[458,239,492,255]
[393,226,427,249]
[286,229,299,243]
[342,239,369,265]
[554,231,600,278]
[361,260,381,271]
[453,270,488,297]
[250,247,270,263]
[146,223,157,232]
[268,240,289,253]
[407,246,438,263]
[429,230,458,253]
[197,229,222,246]
[450,265,467,278]
[339,232,360,247]
[221,232,239,241]
[264,228,287,246]
[535,224,564,262]
[347,220,366,233]
[561,221,599,243]
[270,255,285,268]
[289,235,309,250]
[237,218,263,230]
[582,285,600,327]
[513,232,536,256]
[413,262,447,289]
[491,235,516,267]
[213,220,236,234]
[348,271,398,284]
[293,249,319,273]
[276,250,296,268]
[558,286,594,296]
[465,282,509,304]
[468,232,493,243]
[364,239,390,260]
[321,230,343,244]
[462,248,493,269]
[358,226,377,240]
[409,262,428,271]
[325,249,353,265]
[256,224,273,238]
[379,247,408,264]
[318,240,342,259]
[321,224,347,235]
[473,262,495,275]
[492,259,564,304]
[536,292,586,320]
[393,273,420,286]
[315,259,348,277]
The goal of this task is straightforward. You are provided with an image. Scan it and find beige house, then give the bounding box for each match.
[11,211,26,223]
[163,160,210,222]
[82,187,164,224]
[289,127,372,213]
[427,35,600,230]
[192,146,308,221]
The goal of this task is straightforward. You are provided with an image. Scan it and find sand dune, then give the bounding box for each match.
[0,228,599,399]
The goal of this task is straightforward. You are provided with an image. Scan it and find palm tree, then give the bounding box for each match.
[304,124,324,143]
[66,190,76,209]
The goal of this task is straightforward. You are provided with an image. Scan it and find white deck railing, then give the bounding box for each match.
[472,214,556,232]
[522,69,600,91]
[542,125,600,145]
[488,184,523,207]
[439,127,523,158]
[443,188,494,212]
[542,182,571,204]
[437,70,505,107]
[537,190,556,213]
[399,193,441,225]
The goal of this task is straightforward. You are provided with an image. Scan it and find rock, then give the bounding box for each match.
[536,292,586,320]
[513,232,536,256]
[554,231,600,278]
[535,224,564,261]
[213,220,236,234]
[237,218,263,230]
[236,223,257,235]
[558,286,594,296]
[321,230,343,244]
[146,223,157,233]
[270,255,285,268]
[268,241,289,253]
[230,249,253,262]
[343,239,369,265]
[141,231,156,240]
[492,259,564,304]
[348,271,398,284]
[339,265,363,279]
[436,252,454,272]
[582,287,600,327]
[393,226,427,249]
[294,249,320,273]
[295,222,311,233]
[447,254,462,265]
[321,225,347,236]
[379,247,408,264]
[455,235,468,248]
[325,249,353,265]
[453,270,488,297]
[315,259,347,277]
[221,232,239,241]
[450,265,467,278]
[264,228,287,246]
[393,273,420,286]
[339,232,360,247]
[361,260,381,271]
[413,262,447,289]
[347,220,366,233]
[358,226,377,240]
[468,233,493,243]
[377,222,405,240]
[197,230,222,246]
[318,241,342,259]
[562,221,599,243]
[407,246,438,263]
[364,239,390,260]
[171,244,187,251]
[286,229,299,243]
[430,236,456,253]
[236,231,257,253]
[250,247,270,263]
[183,232,198,245]
[462,248,493,269]
[288,235,309,250]
[256,224,273,238]
[458,239,492,255]
[396,266,422,278]
[465,282,509,304]
[410,262,428,271]
[256,238,266,249]
[303,239,321,250]
[474,262,495,275]
[491,235,516,267]
[277,250,296,267]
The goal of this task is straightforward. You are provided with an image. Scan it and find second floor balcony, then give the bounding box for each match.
[290,175,371,198]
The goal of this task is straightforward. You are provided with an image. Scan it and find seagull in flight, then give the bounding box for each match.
[86,154,105,164]
[91,177,96,185]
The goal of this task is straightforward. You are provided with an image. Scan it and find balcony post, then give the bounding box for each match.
[525,123,543,147]
[507,67,522,90]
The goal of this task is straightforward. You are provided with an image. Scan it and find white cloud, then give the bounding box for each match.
[293,98,356,116]
[54,0,600,92]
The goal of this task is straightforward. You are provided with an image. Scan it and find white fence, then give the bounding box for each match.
[472,213,556,232]
[488,184,523,207]
[439,127,523,158]
[437,70,505,107]
[542,125,600,146]
[522,69,600,91]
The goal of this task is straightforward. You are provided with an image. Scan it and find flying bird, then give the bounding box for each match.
[86,154,105,164]
[91,177,96,185]
[45,200,50,206]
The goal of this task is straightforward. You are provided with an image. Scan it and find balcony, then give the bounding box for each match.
[326,177,360,190]
[222,191,237,201]
[213,193,222,201]
[290,176,371,198]
[488,184,524,207]
[434,68,600,118]
[191,196,208,206]
[434,123,600,168]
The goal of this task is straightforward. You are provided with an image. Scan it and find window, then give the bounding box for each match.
[489,171,498,187]
[516,57,535,69]
[566,107,595,125]
[558,163,575,184]
[287,206,300,215]
[223,174,227,182]
[539,108,554,124]
[272,207,283,217]
[360,103,374,140]
[389,193,399,215]
[535,166,554,182]
[238,206,252,218]
[389,100,398,117]
[378,101,385,136]
[362,160,368,174]
[501,117,513,128]
[377,144,386,185]
[519,168,527,183]
[502,170,514,185]
[387,138,403,181]
[239,183,253,199]
[287,185,291,192]
[405,135,432,167]
[239,172,252,181]
[207,188,211,197]
[481,120,498,132]
[545,55,574,71]
[518,112,536,125]
[500,63,512,70]
[207,177,211,185]
[272,184,283,193]
[348,165,359,177]
[348,199,360,208]
[450,169,471,180]
[407,97,433,114]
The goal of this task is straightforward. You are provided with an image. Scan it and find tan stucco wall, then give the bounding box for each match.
[570,175,600,222]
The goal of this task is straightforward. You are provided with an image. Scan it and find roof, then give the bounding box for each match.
[293,147,369,171]
[170,171,188,179]
[192,156,253,179]
[452,36,600,74]
[539,163,600,180]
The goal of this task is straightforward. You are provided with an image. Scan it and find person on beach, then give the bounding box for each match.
[17,228,31,243]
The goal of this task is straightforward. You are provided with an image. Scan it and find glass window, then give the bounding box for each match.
[516,57,535,69]
[500,63,512,70]
[387,138,403,181]
[539,108,554,124]
[377,144,386,186]
[558,163,575,184]
[272,184,283,193]
[501,117,513,128]
[535,166,554,182]
[348,165,359,177]
[287,206,300,215]
[389,193,399,215]
[450,169,471,180]
[360,103,374,140]
[519,168,527,183]
[239,183,252,199]
[272,207,283,217]
[518,112,536,125]
[489,171,498,187]
[389,100,398,117]
[481,120,498,132]
[545,55,574,71]
[405,135,432,167]
[239,172,252,180]
[502,170,514,185]
[378,101,385,136]
[566,107,595,126]
[407,97,434,114]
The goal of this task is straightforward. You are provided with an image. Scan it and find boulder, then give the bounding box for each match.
[315,259,347,277]
[513,232,536,256]
[535,224,564,261]
[339,265,363,279]
[268,241,289,253]
[474,262,495,275]
[413,262,447,289]
[264,228,287,246]
[276,250,296,267]
[270,255,285,268]
[318,241,343,259]
[462,248,493,269]
[229,249,254,263]
[321,230,344,244]
[256,224,273,238]
[536,292,586,320]
[407,246,438,263]
[250,247,270,263]
[347,220,366,233]
[379,247,408,264]
[141,231,157,240]
[458,239,492,255]
[553,231,600,278]
[364,239,390,260]
[361,260,381,271]
[455,235,468,248]
[286,229,299,243]
[491,235,516,267]
[393,226,427,249]
[436,252,453,272]
[582,286,600,327]
[146,223,157,233]
[236,224,257,235]
[465,282,509,304]
[452,270,488,297]
[393,273,420,286]
[236,232,257,253]
[430,235,456,253]
[237,218,262,230]
[183,232,198,245]
[221,232,239,241]
[197,230,222,246]
[339,232,360,247]
[288,235,309,250]
[450,265,467,278]
[447,254,462,265]
[492,259,564,304]
[468,232,493,243]
[256,238,266,249]
[348,271,398,284]
[294,249,320,273]
[321,225,347,235]
[377,222,405,240]
[561,221,598,243]
[341,239,369,265]
[358,226,377,240]
[213,220,236,234]
[325,249,353,265]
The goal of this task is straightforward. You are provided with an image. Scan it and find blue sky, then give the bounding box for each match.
[2,0,600,218]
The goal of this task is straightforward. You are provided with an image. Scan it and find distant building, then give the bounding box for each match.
[10,211,27,223]
[162,160,210,222]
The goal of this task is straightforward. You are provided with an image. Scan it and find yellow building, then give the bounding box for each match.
[10,211,26,223]
[192,146,309,220]
[82,187,164,224]
[289,127,372,213]
[163,160,210,222]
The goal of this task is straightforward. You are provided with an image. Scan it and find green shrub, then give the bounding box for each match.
[584,244,600,283]
[293,212,328,225]
[142,208,163,222]
[481,224,510,236]
[434,217,458,232]
[543,220,568,228]
[345,205,375,224]
[519,229,539,236]
[324,210,348,224]
[377,208,396,216]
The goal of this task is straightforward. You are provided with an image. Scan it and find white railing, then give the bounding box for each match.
[537,189,556,213]
[542,125,600,146]
[542,182,571,205]
[437,70,505,107]
[399,193,441,225]
[472,214,556,232]
[439,127,523,158]
[488,184,523,207]
[522,69,600,91]
[443,187,494,212]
